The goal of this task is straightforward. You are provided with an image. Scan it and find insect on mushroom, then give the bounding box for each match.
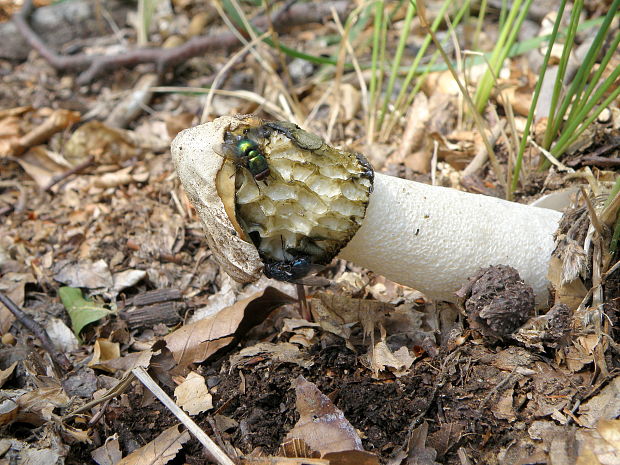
[218,128,271,183]
[263,253,327,286]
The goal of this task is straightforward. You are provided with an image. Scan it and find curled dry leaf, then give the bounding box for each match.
[0,362,17,389]
[91,434,122,465]
[88,339,121,373]
[0,383,70,427]
[286,375,365,456]
[368,340,415,378]
[577,376,620,428]
[229,342,314,370]
[54,259,114,290]
[64,121,140,166]
[16,146,73,188]
[117,424,190,465]
[164,287,295,369]
[174,371,213,415]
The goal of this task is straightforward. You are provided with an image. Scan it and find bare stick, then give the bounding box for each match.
[132,366,236,465]
[43,156,95,192]
[0,291,72,372]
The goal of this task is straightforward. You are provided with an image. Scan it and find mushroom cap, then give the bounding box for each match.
[171,115,263,283]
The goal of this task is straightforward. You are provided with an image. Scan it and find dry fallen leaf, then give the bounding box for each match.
[91,434,122,465]
[64,121,140,166]
[0,272,35,332]
[89,339,121,372]
[0,362,17,389]
[404,422,440,465]
[164,287,295,369]
[0,382,70,427]
[54,259,114,290]
[117,424,190,465]
[174,371,213,415]
[578,376,620,428]
[576,419,620,465]
[286,376,364,455]
[229,342,314,369]
[368,340,415,378]
[16,146,73,188]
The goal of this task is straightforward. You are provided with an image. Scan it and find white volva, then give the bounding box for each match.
[338,173,563,305]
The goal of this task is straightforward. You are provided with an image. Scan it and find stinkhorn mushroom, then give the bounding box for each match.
[172,115,563,306]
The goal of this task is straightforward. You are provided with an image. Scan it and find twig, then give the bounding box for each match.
[43,155,95,192]
[462,121,505,177]
[65,371,135,418]
[475,370,520,415]
[132,366,236,465]
[14,0,351,85]
[0,291,72,372]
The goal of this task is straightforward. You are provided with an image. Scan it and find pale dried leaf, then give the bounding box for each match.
[16,146,73,188]
[576,420,620,465]
[547,256,588,310]
[230,342,313,369]
[287,375,363,455]
[88,339,121,372]
[54,259,114,290]
[45,318,79,352]
[578,377,620,428]
[15,384,70,424]
[64,121,139,166]
[174,372,213,415]
[278,438,320,458]
[492,388,516,422]
[368,341,415,378]
[112,270,147,293]
[164,287,294,369]
[117,424,190,465]
[598,419,620,450]
[91,434,122,465]
[0,362,17,389]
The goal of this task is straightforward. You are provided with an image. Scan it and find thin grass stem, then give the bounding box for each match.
[509,0,567,197]
[542,0,582,149]
[548,0,620,141]
[377,1,416,131]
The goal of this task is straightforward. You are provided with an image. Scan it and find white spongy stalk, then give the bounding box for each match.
[338,173,562,305]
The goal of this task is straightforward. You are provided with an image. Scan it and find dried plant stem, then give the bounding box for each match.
[132,366,236,465]
[0,291,72,372]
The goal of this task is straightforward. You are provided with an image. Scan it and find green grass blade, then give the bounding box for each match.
[474,0,524,112]
[377,1,417,131]
[565,28,620,130]
[510,0,568,196]
[550,68,620,158]
[388,0,460,126]
[542,0,583,149]
[368,0,384,138]
[548,0,620,139]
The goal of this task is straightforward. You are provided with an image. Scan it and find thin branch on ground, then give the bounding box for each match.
[13,0,350,85]
[43,156,95,192]
[132,366,237,465]
[0,291,72,372]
